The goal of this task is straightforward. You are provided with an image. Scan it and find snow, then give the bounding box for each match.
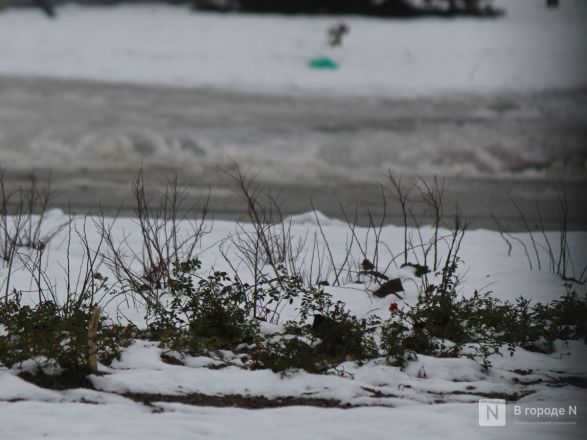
[0,0,586,96]
[1,1,586,436]
[0,387,585,439]
[0,399,569,440]
[0,372,59,401]
[1,1,586,185]
[1,209,586,438]
[86,338,586,406]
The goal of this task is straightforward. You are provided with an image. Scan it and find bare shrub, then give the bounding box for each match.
[386,172,413,266]
[1,169,66,301]
[219,165,310,319]
[495,185,586,284]
[16,211,116,314]
[338,188,398,285]
[99,169,210,308]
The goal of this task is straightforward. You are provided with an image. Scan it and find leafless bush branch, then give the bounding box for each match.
[99,168,211,307]
[1,168,66,301]
[500,185,585,284]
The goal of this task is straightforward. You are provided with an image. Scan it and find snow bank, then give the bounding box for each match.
[1,209,586,438]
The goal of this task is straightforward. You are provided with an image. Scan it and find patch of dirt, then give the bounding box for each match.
[18,371,96,391]
[160,354,184,366]
[512,377,543,386]
[17,370,359,408]
[428,390,535,402]
[360,386,399,399]
[123,392,355,409]
[512,369,534,376]
[549,376,587,389]
[17,371,358,408]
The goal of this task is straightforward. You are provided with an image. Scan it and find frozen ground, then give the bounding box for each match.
[1,210,587,438]
[1,76,586,229]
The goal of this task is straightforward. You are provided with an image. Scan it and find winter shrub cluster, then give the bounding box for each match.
[0,294,134,375]
[1,168,585,379]
[1,255,585,376]
[142,255,587,373]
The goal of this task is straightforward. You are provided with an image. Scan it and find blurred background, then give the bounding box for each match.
[0,0,586,228]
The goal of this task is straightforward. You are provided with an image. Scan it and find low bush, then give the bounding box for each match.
[146,257,379,372]
[251,290,379,373]
[2,168,585,380]
[147,259,260,354]
[381,260,587,369]
[0,293,133,373]
[144,253,587,373]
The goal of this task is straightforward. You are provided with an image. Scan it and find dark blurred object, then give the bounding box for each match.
[372,278,404,298]
[4,0,56,17]
[6,0,505,18]
[359,258,389,281]
[361,259,375,272]
[192,0,505,17]
[35,0,56,17]
[547,0,559,8]
[5,0,188,6]
[400,262,430,278]
[328,22,349,48]
[311,314,335,336]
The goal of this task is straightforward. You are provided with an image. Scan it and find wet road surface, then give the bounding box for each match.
[1,75,586,230]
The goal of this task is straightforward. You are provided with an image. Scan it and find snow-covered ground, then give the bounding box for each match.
[1,1,586,437]
[0,0,586,96]
[1,210,586,438]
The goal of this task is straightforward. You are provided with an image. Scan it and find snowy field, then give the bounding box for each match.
[1,208,586,438]
[0,0,586,96]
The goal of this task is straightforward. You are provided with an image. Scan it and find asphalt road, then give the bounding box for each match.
[1,75,586,230]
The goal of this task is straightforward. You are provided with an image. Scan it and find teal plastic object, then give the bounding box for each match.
[308,57,339,70]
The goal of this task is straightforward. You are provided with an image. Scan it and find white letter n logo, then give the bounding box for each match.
[479,399,506,426]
